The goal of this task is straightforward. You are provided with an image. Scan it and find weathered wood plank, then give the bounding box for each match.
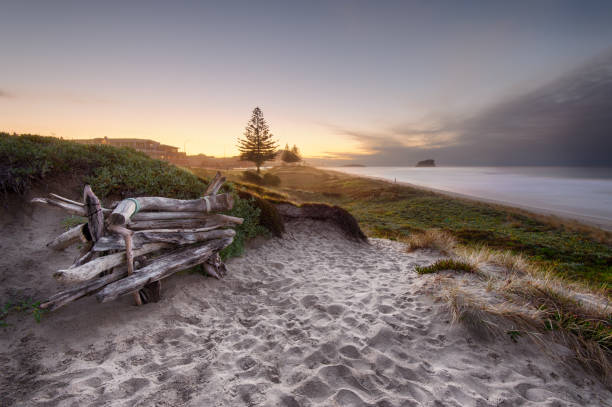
[96,237,233,303]
[54,243,169,283]
[40,269,128,311]
[130,211,243,222]
[134,193,234,213]
[93,228,235,251]
[127,214,243,231]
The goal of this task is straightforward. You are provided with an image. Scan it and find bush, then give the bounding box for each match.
[238,191,285,237]
[242,170,263,185]
[0,133,207,199]
[220,194,268,259]
[262,173,281,187]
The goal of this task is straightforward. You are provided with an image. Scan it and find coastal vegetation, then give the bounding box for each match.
[191,165,612,290]
[0,133,268,259]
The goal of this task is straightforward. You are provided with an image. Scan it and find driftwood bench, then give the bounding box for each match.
[32,172,242,311]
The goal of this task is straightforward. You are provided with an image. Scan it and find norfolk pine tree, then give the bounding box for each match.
[237,107,278,173]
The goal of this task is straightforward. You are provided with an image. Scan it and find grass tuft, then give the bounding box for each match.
[404,229,456,254]
[415,259,478,275]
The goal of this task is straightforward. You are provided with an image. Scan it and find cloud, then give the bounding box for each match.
[325,49,612,166]
[0,89,14,98]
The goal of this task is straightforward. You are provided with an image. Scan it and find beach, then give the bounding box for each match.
[1,202,610,406]
[328,166,612,231]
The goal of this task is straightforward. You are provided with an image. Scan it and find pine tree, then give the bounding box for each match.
[291,144,300,157]
[237,107,278,173]
[281,143,301,164]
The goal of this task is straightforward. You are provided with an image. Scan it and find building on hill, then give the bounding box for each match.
[72,136,189,166]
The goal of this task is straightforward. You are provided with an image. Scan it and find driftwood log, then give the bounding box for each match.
[84,185,104,242]
[46,223,89,251]
[108,224,142,305]
[31,195,112,216]
[93,228,236,251]
[97,237,233,303]
[41,269,129,311]
[131,211,241,221]
[54,243,169,283]
[36,173,239,311]
[205,171,226,195]
[127,214,242,231]
[109,194,235,226]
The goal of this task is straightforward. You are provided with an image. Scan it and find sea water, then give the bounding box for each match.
[326,166,612,230]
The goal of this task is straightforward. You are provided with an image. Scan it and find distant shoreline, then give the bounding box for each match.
[320,167,612,232]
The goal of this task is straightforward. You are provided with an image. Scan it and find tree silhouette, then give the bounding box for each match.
[281,143,301,164]
[237,107,278,173]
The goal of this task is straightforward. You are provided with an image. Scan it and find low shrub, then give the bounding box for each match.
[0,132,207,199]
[238,190,285,237]
[262,173,281,187]
[242,170,263,185]
[220,194,269,259]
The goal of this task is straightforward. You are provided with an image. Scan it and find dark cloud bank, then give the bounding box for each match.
[320,50,612,167]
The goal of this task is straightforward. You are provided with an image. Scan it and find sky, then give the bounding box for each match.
[2,0,612,165]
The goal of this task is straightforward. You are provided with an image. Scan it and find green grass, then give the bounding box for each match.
[0,132,267,258]
[190,166,611,290]
[415,259,477,275]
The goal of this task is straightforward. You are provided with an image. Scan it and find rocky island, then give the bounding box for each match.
[416,159,436,167]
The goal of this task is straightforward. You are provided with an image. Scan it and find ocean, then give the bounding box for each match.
[326,166,612,230]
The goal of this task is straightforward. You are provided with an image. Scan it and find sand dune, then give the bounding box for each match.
[1,207,610,406]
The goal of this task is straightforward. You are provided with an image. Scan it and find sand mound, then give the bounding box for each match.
[1,208,611,405]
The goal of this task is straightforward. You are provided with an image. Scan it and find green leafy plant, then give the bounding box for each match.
[506,329,522,343]
[0,299,47,326]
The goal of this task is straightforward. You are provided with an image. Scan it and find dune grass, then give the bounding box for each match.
[190,166,611,290]
[415,259,478,275]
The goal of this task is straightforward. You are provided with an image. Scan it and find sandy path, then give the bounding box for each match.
[1,214,610,406]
